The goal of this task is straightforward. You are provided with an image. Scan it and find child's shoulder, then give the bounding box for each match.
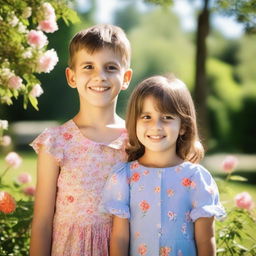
[183,162,212,178]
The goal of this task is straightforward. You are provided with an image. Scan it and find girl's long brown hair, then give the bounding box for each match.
[125,75,204,163]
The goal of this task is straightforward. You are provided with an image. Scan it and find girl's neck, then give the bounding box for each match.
[138,151,183,168]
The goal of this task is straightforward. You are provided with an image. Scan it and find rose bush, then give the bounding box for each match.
[216,155,256,256]
[0,1,79,254]
[0,0,79,110]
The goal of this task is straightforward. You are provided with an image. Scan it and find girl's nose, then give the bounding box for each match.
[151,119,163,130]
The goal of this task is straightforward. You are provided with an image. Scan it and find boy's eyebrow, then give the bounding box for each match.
[79,61,121,68]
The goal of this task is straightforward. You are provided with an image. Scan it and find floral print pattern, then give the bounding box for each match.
[31,120,127,256]
[103,161,226,255]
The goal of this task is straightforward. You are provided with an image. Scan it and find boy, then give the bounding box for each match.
[30,24,132,256]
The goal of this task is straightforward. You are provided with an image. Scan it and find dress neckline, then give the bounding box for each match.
[132,160,189,170]
[69,119,127,149]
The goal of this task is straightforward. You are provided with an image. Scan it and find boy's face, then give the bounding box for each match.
[66,48,132,108]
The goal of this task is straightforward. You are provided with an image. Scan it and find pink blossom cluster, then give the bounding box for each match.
[0,135,11,146]
[5,152,22,168]
[8,75,23,90]
[30,84,44,98]
[234,192,254,210]
[37,2,58,33]
[36,49,59,73]
[27,30,48,49]
[221,155,238,173]
[17,173,32,184]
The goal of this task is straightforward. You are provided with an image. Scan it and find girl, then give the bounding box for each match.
[29,24,132,256]
[103,75,226,256]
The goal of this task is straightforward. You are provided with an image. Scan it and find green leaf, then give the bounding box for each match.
[229,175,248,181]
[28,95,38,111]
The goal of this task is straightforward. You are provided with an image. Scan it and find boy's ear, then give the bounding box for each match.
[65,67,76,88]
[121,69,133,90]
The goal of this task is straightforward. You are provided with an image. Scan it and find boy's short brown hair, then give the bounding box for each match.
[68,24,131,69]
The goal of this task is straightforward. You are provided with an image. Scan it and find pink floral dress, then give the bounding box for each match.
[31,119,127,256]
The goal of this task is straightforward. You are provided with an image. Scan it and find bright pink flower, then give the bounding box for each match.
[222,155,238,173]
[0,191,16,214]
[5,152,22,168]
[1,135,11,146]
[17,172,32,184]
[23,186,36,196]
[30,84,44,97]
[8,75,23,90]
[27,30,48,49]
[36,49,58,73]
[38,19,58,33]
[234,192,254,210]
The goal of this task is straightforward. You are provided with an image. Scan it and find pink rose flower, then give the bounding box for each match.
[30,84,44,97]
[42,2,56,19]
[8,75,23,90]
[0,191,16,214]
[1,135,12,146]
[221,155,238,173]
[23,186,36,196]
[36,49,58,73]
[5,152,22,168]
[38,19,58,33]
[27,30,48,49]
[234,192,254,210]
[17,172,32,184]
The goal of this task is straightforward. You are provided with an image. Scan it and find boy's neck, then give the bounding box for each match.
[73,102,124,129]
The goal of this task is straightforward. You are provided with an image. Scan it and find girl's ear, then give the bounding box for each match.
[179,126,186,136]
[121,69,133,90]
[65,67,76,88]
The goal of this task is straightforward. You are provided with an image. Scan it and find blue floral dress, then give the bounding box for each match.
[102,160,226,256]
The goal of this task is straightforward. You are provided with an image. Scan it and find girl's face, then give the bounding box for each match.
[136,96,183,156]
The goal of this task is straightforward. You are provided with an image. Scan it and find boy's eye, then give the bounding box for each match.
[83,64,93,69]
[106,65,118,71]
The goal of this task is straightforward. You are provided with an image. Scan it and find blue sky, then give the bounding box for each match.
[77,0,244,38]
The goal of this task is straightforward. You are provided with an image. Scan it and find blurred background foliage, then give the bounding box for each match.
[1,0,256,154]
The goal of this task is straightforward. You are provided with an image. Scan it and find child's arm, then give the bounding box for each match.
[195,217,216,256]
[30,146,59,256]
[110,216,129,256]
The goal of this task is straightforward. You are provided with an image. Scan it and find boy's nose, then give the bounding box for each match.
[93,69,107,81]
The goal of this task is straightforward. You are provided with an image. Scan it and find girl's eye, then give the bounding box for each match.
[141,115,151,120]
[83,64,93,70]
[162,115,173,120]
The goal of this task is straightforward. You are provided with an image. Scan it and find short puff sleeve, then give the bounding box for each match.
[30,127,63,166]
[102,162,130,219]
[190,165,226,222]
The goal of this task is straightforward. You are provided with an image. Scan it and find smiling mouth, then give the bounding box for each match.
[89,86,110,92]
[147,135,166,140]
